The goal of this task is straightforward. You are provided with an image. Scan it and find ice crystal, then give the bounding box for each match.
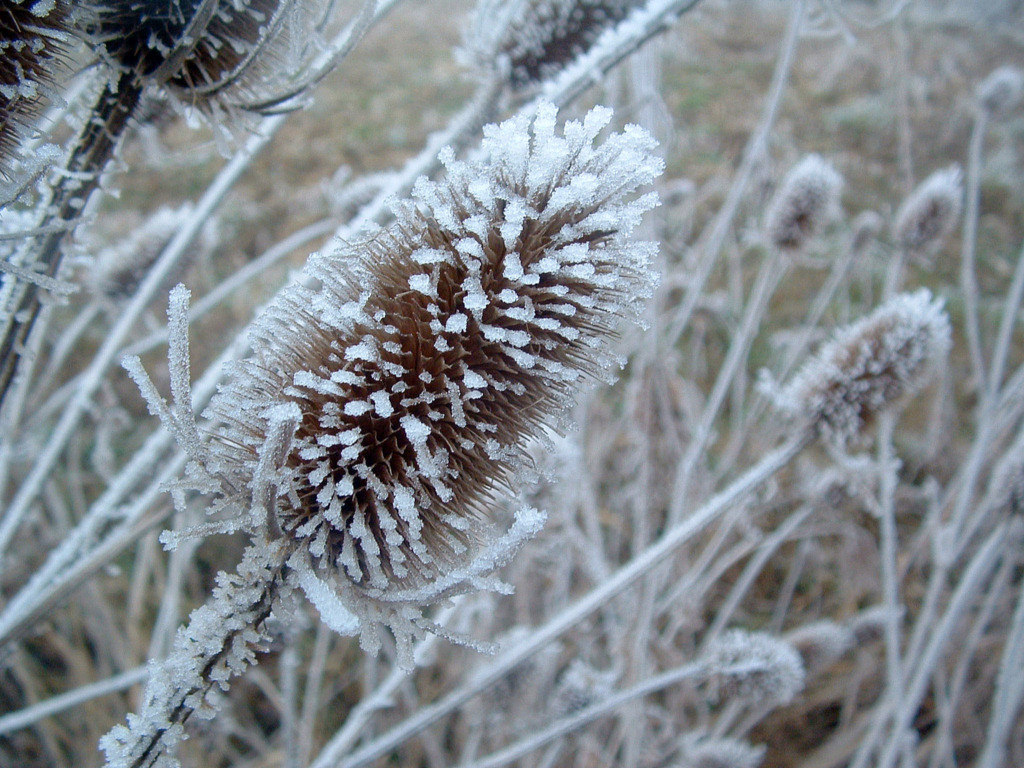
[893,166,962,258]
[773,289,951,444]
[763,154,843,251]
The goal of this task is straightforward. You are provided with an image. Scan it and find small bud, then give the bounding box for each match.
[764,155,843,251]
[773,289,951,444]
[700,629,805,707]
[977,65,1023,118]
[893,166,962,258]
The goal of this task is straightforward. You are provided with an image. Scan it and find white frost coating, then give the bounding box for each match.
[294,560,360,636]
[369,390,394,418]
[463,370,486,389]
[409,273,432,294]
[445,313,468,333]
[400,414,431,445]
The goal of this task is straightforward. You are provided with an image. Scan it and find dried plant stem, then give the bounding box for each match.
[875,413,906,701]
[333,432,809,768]
[961,109,989,393]
[668,249,788,518]
[0,70,143,408]
[975,577,1024,768]
[664,0,804,346]
[455,661,707,768]
[0,665,149,737]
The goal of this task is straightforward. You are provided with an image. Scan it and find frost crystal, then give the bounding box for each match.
[893,166,962,258]
[773,289,951,444]
[200,102,661,650]
[763,154,843,251]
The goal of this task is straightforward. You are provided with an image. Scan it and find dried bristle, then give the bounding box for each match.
[210,105,661,594]
[0,0,70,173]
[504,0,644,88]
[88,0,279,92]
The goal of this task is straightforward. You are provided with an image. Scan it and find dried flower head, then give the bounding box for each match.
[83,0,323,116]
[700,629,805,707]
[977,65,1023,118]
[0,0,71,176]
[199,103,661,648]
[785,620,853,674]
[465,0,644,90]
[773,289,951,444]
[893,166,962,257]
[677,735,767,768]
[764,154,843,251]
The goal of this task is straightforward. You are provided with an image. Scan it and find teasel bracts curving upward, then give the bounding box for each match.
[0,0,72,177]
[204,103,662,624]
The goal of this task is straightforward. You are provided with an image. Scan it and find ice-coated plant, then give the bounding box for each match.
[0,0,70,176]
[107,102,662,767]
[699,629,805,707]
[763,154,843,251]
[976,65,1023,118]
[772,289,951,444]
[893,165,963,258]
[465,0,645,90]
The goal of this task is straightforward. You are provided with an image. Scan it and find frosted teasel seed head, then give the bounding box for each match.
[784,620,853,674]
[82,0,328,119]
[773,289,951,445]
[0,0,72,177]
[699,629,805,707]
[977,65,1023,118]
[763,154,843,251]
[677,734,767,768]
[463,0,644,91]
[893,166,962,258]
[204,103,662,651]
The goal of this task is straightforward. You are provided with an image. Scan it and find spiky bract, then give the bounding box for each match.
[207,104,661,606]
[774,289,951,444]
[0,0,70,175]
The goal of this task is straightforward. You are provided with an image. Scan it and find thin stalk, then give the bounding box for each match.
[961,109,989,393]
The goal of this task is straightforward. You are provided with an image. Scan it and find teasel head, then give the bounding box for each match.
[763,154,843,252]
[893,165,962,259]
[464,0,645,91]
[0,0,72,177]
[699,630,805,707]
[204,103,661,643]
[773,289,951,445]
[82,0,322,116]
[677,735,767,768]
[977,65,1023,119]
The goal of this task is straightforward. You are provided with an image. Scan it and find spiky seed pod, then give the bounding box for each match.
[677,735,767,768]
[0,0,71,176]
[205,103,661,632]
[893,166,962,257]
[82,0,317,115]
[700,630,805,707]
[763,154,843,251]
[977,65,1023,118]
[465,0,644,90]
[774,289,951,444]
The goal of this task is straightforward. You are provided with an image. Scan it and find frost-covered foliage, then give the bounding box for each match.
[3,3,1024,768]
[772,289,951,444]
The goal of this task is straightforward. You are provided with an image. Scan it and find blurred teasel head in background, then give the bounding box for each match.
[976,65,1023,118]
[464,0,645,91]
[763,154,843,251]
[198,103,662,643]
[893,165,963,259]
[81,0,327,117]
[0,0,72,177]
[773,288,951,445]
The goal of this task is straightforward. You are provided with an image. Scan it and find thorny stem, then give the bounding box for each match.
[334,432,810,768]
